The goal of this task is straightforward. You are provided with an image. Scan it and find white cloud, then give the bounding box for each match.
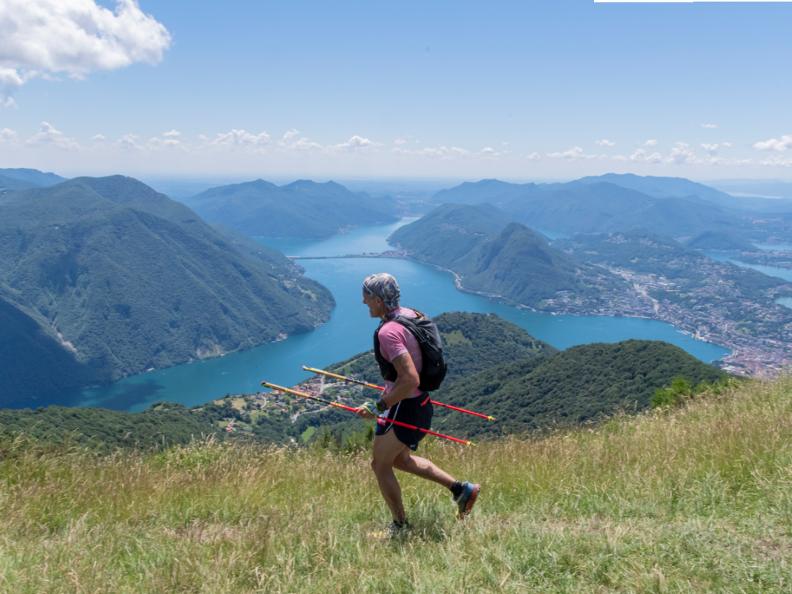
[753,134,792,152]
[644,139,658,147]
[147,129,184,149]
[758,155,792,167]
[280,129,300,145]
[394,144,468,159]
[91,133,106,143]
[211,128,271,147]
[629,148,664,164]
[0,0,171,103]
[0,67,23,106]
[547,146,595,160]
[525,151,541,161]
[0,127,17,142]
[700,142,732,156]
[25,121,79,150]
[332,134,375,152]
[116,133,143,150]
[701,123,719,129]
[393,137,408,146]
[279,129,322,151]
[668,142,697,165]
[595,139,615,147]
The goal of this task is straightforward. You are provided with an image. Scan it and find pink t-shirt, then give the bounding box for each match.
[378,307,423,398]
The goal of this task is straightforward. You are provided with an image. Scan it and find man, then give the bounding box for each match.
[356,272,479,535]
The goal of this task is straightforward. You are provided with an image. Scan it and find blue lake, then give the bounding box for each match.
[69,220,729,412]
[777,297,792,310]
[754,242,792,253]
[706,252,792,283]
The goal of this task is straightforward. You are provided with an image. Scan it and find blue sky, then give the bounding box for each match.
[1,0,791,181]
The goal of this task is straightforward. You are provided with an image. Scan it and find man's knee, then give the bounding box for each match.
[371,456,392,475]
[393,451,411,471]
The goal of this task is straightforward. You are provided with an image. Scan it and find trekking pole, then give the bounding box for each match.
[302,365,496,421]
[261,381,475,446]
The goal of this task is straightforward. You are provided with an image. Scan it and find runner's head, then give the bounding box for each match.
[362,272,400,316]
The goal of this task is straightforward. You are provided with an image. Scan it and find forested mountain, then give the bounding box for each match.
[184,179,399,238]
[432,179,537,205]
[0,176,334,406]
[436,339,727,438]
[388,203,513,267]
[0,175,37,191]
[389,204,625,309]
[684,231,755,251]
[0,167,65,189]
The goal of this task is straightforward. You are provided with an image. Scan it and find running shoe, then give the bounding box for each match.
[387,520,410,539]
[453,481,480,518]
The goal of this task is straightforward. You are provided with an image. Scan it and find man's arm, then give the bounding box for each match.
[381,352,420,407]
[354,352,420,419]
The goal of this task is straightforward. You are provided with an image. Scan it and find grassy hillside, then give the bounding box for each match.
[1,376,790,592]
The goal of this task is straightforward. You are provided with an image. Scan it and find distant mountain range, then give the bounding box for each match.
[432,175,760,240]
[0,176,334,406]
[183,179,400,239]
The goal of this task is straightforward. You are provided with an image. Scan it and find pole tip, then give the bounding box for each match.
[487,415,496,422]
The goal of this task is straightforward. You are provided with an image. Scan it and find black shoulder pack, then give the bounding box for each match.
[373,309,447,392]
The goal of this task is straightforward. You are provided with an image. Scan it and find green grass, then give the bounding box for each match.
[1,377,791,593]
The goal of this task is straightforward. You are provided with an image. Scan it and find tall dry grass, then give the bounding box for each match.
[1,377,790,593]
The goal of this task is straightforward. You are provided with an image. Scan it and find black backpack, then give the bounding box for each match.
[373,309,447,392]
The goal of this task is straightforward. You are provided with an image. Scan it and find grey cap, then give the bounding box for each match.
[362,272,400,310]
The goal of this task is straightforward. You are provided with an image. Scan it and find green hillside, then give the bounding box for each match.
[0,176,334,406]
[0,403,224,452]
[2,375,789,592]
[436,340,728,438]
[390,205,623,309]
[388,203,513,268]
[185,179,398,238]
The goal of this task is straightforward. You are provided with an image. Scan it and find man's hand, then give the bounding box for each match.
[354,402,377,419]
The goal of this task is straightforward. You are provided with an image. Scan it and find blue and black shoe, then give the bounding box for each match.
[387,519,410,539]
[453,481,480,518]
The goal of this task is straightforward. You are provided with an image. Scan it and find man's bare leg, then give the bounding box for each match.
[371,430,409,522]
[393,449,456,489]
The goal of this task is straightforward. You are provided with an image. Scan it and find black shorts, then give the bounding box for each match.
[375,393,433,451]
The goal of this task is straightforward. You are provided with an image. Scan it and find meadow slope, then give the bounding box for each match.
[1,377,790,593]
